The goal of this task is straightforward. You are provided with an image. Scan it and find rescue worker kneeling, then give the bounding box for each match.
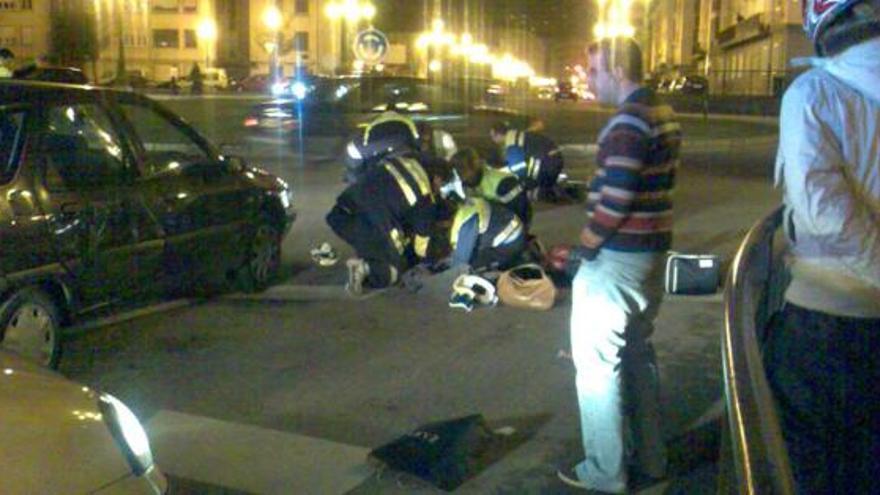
[450,197,526,273]
[490,121,564,201]
[343,111,420,184]
[448,148,531,228]
[327,118,444,295]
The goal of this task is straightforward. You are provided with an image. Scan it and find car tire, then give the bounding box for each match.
[0,287,63,368]
[238,215,282,293]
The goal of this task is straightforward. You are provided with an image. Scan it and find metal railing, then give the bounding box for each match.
[707,70,796,97]
[719,207,795,494]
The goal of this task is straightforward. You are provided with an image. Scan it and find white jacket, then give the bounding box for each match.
[775,37,880,318]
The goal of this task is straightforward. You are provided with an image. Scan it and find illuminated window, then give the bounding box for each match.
[295,0,308,15]
[152,0,177,12]
[181,0,196,13]
[153,29,179,48]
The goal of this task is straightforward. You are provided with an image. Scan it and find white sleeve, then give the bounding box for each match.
[778,81,880,287]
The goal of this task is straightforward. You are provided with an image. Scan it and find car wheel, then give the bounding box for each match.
[239,216,281,293]
[0,287,62,368]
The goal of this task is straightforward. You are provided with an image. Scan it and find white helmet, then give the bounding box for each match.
[452,274,498,307]
[439,169,466,201]
[802,0,862,45]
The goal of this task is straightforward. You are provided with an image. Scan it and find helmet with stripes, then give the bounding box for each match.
[802,0,863,45]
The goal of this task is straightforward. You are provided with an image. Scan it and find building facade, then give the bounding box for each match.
[0,0,48,69]
[644,0,812,95]
[0,0,346,83]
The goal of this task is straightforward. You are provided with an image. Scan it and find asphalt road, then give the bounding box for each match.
[58,97,781,494]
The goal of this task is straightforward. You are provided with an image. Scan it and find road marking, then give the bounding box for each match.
[146,410,373,495]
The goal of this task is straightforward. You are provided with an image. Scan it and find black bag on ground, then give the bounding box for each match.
[665,252,721,295]
[368,414,493,491]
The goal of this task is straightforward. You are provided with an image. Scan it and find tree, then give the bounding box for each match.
[48,0,99,70]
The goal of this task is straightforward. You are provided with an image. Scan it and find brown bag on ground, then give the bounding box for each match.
[496,264,557,311]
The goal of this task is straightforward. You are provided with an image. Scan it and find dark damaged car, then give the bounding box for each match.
[0,80,295,368]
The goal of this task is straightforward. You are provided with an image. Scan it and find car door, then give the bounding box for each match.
[30,98,164,310]
[113,96,255,290]
[0,104,61,284]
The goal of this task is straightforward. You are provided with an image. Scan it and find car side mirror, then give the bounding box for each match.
[223,154,247,174]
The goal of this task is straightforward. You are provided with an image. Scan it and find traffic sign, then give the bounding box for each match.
[353,29,389,64]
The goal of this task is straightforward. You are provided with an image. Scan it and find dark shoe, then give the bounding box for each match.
[557,468,591,491]
[556,467,625,494]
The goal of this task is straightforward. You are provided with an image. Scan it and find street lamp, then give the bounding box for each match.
[196,19,217,69]
[262,5,282,81]
[324,0,376,73]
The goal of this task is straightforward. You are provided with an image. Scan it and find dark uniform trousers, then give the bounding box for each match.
[326,195,409,288]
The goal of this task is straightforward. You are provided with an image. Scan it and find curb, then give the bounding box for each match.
[560,135,778,157]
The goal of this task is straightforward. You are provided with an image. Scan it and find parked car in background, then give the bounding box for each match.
[555,81,579,101]
[0,80,296,367]
[172,68,229,92]
[231,73,272,93]
[671,75,709,95]
[655,78,676,94]
[13,66,88,84]
[103,71,155,90]
[537,86,555,100]
[0,349,168,494]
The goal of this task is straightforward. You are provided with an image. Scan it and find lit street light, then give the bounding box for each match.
[324,0,376,72]
[262,5,282,82]
[196,19,217,69]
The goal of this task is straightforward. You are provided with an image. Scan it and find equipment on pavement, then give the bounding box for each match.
[664,252,721,295]
[369,414,494,491]
[496,264,557,310]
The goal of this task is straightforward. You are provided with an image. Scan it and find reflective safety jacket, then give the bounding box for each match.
[501,129,561,184]
[341,153,437,258]
[450,198,524,266]
[471,165,530,226]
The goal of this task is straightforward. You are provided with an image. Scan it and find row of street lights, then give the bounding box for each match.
[416,18,536,82]
[183,3,541,83]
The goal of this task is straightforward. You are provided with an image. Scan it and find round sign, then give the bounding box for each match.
[353,29,389,64]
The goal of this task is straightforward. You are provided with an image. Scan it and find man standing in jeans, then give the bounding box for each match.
[558,37,681,493]
[767,1,880,492]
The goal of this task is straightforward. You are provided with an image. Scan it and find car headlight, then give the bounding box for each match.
[98,393,154,476]
[271,82,286,96]
[273,186,293,211]
[291,81,307,100]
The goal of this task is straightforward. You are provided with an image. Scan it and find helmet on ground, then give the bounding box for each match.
[802,0,863,44]
[452,274,498,307]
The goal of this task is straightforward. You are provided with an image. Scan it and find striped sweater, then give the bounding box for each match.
[582,87,681,254]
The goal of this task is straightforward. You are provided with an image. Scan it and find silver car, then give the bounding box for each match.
[0,350,167,494]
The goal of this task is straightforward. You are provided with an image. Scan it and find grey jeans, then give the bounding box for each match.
[570,249,667,493]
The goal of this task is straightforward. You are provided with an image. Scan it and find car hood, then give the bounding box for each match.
[243,165,288,192]
[0,352,135,494]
